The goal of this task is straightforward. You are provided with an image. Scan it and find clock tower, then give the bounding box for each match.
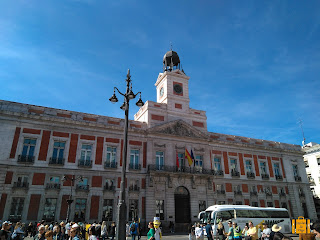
[134,50,207,131]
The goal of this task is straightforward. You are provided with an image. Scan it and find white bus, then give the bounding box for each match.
[198,205,291,233]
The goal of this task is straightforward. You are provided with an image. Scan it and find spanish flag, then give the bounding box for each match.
[185,149,193,166]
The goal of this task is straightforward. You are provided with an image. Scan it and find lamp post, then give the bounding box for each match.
[62,175,83,223]
[109,69,144,240]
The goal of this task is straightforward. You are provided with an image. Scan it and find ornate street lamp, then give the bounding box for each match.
[62,175,83,222]
[109,69,144,240]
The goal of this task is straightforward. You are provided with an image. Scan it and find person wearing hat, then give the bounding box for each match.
[269,224,283,240]
[0,221,11,240]
[261,223,271,240]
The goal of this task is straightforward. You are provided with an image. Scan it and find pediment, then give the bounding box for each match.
[148,120,208,139]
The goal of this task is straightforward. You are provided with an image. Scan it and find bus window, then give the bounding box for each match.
[236,210,251,218]
[216,210,233,221]
[267,210,290,218]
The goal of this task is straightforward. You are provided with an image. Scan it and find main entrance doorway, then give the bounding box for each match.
[174,186,191,223]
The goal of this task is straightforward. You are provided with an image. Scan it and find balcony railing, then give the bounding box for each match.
[13,182,29,189]
[216,190,225,195]
[295,176,302,182]
[76,184,89,191]
[46,183,61,190]
[214,170,224,176]
[104,162,117,169]
[104,185,115,191]
[250,191,258,196]
[49,157,65,165]
[129,164,141,170]
[261,174,269,180]
[17,155,34,163]
[78,159,92,168]
[247,172,255,179]
[265,191,272,196]
[148,164,224,176]
[275,175,283,181]
[129,185,140,192]
[279,192,286,197]
[234,190,242,195]
[231,170,240,177]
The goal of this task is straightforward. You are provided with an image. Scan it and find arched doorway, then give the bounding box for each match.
[174,186,191,223]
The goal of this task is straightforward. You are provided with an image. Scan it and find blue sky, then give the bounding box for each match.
[1,0,319,146]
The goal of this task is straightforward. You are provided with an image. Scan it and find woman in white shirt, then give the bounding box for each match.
[195,223,204,240]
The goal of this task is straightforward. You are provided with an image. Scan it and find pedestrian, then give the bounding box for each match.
[34,225,45,240]
[233,223,242,240]
[247,222,258,240]
[45,231,53,240]
[0,221,11,240]
[205,221,213,240]
[311,221,320,239]
[27,223,34,237]
[130,220,139,240]
[169,221,174,234]
[242,225,249,239]
[270,225,283,240]
[226,221,234,240]
[188,223,195,240]
[109,222,115,240]
[68,228,79,240]
[95,223,101,240]
[88,227,98,240]
[195,223,204,240]
[11,224,25,240]
[52,225,62,240]
[216,220,225,240]
[101,221,108,240]
[126,222,130,240]
[261,223,271,240]
[147,222,155,240]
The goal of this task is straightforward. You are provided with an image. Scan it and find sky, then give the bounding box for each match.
[0,0,320,146]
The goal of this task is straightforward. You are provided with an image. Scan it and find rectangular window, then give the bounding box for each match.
[245,160,252,173]
[130,149,140,169]
[273,163,280,176]
[292,165,299,177]
[129,180,139,191]
[105,179,115,190]
[52,141,65,163]
[156,151,164,170]
[15,175,29,188]
[80,144,92,166]
[106,146,117,167]
[22,138,36,157]
[251,185,257,192]
[155,199,164,220]
[235,201,242,205]
[74,198,86,222]
[260,161,267,174]
[47,176,60,189]
[102,199,113,221]
[129,199,139,221]
[267,202,273,207]
[252,202,258,207]
[214,157,221,171]
[199,200,206,212]
[77,178,88,190]
[178,153,185,171]
[43,198,57,221]
[195,155,203,168]
[230,158,237,171]
[9,197,24,220]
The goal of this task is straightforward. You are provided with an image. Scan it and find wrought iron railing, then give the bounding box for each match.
[250,191,258,196]
[261,174,269,180]
[129,185,140,192]
[247,172,255,179]
[17,155,34,163]
[76,184,89,191]
[216,190,225,194]
[231,170,240,177]
[104,162,117,169]
[104,185,116,191]
[234,190,242,195]
[78,159,92,167]
[49,157,65,165]
[46,183,61,189]
[129,164,141,170]
[275,175,283,180]
[13,182,29,188]
[148,164,223,176]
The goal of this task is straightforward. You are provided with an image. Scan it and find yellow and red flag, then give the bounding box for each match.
[185,149,193,166]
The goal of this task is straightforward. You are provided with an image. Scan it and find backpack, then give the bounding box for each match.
[130,223,136,232]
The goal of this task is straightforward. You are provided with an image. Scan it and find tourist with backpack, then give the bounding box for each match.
[129,220,139,240]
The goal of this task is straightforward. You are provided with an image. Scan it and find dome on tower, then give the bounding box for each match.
[163,50,181,72]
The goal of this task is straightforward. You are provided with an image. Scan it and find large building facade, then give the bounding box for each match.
[0,51,317,230]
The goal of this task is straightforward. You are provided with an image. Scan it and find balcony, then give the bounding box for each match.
[247,172,255,179]
[275,175,283,181]
[17,155,34,163]
[49,157,65,165]
[104,185,115,192]
[78,159,92,168]
[129,185,140,192]
[234,190,242,195]
[231,170,240,177]
[148,164,224,176]
[46,183,61,190]
[295,176,302,182]
[76,184,89,191]
[104,162,117,169]
[265,191,272,196]
[279,192,286,197]
[214,170,224,176]
[261,174,269,180]
[129,163,141,170]
[250,191,258,196]
[13,182,29,189]
[216,190,225,195]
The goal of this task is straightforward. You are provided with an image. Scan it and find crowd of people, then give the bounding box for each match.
[187,220,320,240]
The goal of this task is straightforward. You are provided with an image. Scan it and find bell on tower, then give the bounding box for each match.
[163,50,180,72]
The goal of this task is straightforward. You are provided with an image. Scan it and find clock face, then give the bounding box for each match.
[173,84,183,94]
[160,87,164,97]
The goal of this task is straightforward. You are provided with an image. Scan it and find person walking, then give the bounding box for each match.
[88,227,98,240]
[45,231,54,240]
[101,222,108,240]
[195,223,204,240]
[261,223,271,240]
[205,221,213,240]
[270,224,283,240]
[147,222,155,240]
[247,222,258,240]
[109,222,115,240]
[129,220,139,240]
[226,221,234,240]
[242,225,249,239]
[0,221,11,240]
[34,225,45,240]
[216,220,225,240]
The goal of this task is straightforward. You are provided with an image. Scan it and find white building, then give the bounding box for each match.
[0,50,317,231]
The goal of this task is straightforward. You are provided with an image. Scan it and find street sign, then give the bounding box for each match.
[292,216,310,234]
